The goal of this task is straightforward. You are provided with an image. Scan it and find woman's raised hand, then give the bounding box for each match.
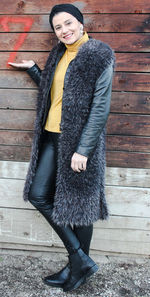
[8,60,35,69]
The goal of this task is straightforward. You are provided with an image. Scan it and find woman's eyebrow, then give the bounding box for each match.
[64,18,72,23]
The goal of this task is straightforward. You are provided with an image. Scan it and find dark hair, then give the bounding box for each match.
[49,3,84,30]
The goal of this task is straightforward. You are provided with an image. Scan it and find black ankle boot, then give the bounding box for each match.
[63,248,99,292]
[43,263,70,288]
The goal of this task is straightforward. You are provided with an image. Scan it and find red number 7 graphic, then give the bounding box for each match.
[0,16,34,66]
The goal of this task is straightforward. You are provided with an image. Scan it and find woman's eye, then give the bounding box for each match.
[66,22,71,25]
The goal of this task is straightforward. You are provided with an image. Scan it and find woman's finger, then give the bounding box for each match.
[82,161,87,171]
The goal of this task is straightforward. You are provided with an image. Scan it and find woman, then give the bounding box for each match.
[9,3,115,292]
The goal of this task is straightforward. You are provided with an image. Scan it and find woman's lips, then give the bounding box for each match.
[63,33,73,39]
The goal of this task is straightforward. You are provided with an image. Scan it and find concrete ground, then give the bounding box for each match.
[0,249,150,297]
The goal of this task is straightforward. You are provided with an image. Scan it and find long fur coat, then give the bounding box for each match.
[23,38,115,226]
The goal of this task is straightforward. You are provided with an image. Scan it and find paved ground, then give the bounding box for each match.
[0,250,150,297]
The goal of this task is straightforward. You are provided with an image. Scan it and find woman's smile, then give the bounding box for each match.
[63,33,73,40]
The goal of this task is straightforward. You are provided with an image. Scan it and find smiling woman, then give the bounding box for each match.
[53,12,83,44]
[52,12,83,44]
[8,3,115,293]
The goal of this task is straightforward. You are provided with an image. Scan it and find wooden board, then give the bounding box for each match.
[1,71,150,92]
[107,114,150,136]
[0,71,38,88]
[0,0,150,14]
[0,130,33,146]
[113,73,150,92]
[0,89,37,109]
[2,52,150,72]
[91,231,150,255]
[1,14,150,33]
[1,147,150,167]
[0,208,53,245]
[0,52,48,70]
[0,160,29,179]
[106,151,150,168]
[1,111,150,135]
[0,208,149,255]
[1,33,150,52]
[106,185,150,217]
[95,215,150,231]
[1,90,150,115]
[0,110,35,129]
[111,92,150,114]
[106,135,150,152]
[1,132,150,153]
[1,160,150,187]
[106,167,150,188]
[1,178,150,218]
[0,145,31,161]
[115,53,150,72]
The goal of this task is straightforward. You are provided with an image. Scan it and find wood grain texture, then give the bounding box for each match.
[1,131,150,153]
[115,53,150,72]
[1,33,150,52]
[0,160,29,179]
[113,73,150,92]
[1,90,150,115]
[0,110,35,129]
[0,208,53,246]
[0,145,31,161]
[0,89,37,109]
[1,178,150,218]
[0,0,150,14]
[0,71,37,88]
[107,114,150,136]
[1,110,150,135]
[0,207,149,255]
[1,144,150,168]
[106,151,150,168]
[0,52,48,70]
[106,167,150,188]
[1,160,150,187]
[1,14,150,33]
[106,135,150,152]
[2,53,150,72]
[111,92,150,114]
[1,71,150,92]
[0,89,37,110]
[0,130,33,146]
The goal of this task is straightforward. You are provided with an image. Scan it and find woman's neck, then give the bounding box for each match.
[65,32,89,52]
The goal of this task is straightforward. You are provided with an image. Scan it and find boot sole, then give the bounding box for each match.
[43,278,64,288]
[63,264,99,292]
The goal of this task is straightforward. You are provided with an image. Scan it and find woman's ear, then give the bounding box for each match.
[80,24,84,35]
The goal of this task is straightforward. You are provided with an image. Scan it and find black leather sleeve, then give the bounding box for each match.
[75,63,113,158]
[26,63,42,86]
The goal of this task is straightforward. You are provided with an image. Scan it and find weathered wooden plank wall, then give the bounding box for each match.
[0,0,150,256]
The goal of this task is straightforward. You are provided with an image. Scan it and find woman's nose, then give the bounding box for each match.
[62,25,68,34]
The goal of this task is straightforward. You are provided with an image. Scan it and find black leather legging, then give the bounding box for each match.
[28,131,93,255]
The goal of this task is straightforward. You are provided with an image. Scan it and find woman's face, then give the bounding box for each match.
[52,12,83,44]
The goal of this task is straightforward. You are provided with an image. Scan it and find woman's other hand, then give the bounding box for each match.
[71,152,88,172]
[8,60,35,69]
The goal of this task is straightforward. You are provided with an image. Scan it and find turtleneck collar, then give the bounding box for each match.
[65,32,89,52]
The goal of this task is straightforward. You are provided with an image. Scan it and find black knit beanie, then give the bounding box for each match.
[49,3,84,31]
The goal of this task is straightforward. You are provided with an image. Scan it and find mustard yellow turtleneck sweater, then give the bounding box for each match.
[45,32,89,133]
